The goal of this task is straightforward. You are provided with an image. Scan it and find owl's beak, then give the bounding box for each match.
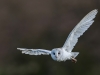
[55,55,58,58]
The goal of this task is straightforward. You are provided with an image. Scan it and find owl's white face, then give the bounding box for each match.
[51,48,62,61]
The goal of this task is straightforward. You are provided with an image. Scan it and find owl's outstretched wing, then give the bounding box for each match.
[62,9,98,52]
[17,48,51,55]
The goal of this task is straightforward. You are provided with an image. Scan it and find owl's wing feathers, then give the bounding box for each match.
[17,48,51,55]
[62,9,98,52]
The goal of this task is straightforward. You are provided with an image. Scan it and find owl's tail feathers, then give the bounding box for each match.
[71,52,79,58]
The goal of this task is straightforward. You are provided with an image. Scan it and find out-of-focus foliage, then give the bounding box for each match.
[0,0,100,75]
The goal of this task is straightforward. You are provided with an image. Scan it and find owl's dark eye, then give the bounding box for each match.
[58,52,60,55]
[53,52,55,55]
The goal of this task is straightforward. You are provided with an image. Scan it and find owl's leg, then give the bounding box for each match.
[71,57,77,63]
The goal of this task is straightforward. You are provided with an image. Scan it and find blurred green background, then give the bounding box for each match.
[0,0,100,75]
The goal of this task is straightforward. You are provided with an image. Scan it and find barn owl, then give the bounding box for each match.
[17,9,98,63]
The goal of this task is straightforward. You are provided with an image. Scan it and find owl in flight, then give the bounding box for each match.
[17,9,98,63]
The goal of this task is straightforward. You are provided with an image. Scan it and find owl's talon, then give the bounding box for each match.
[71,57,77,63]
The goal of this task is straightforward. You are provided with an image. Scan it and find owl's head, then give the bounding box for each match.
[51,48,62,61]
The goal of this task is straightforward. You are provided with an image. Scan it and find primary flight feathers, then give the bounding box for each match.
[17,48,51,55]
[63,9,98,52]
